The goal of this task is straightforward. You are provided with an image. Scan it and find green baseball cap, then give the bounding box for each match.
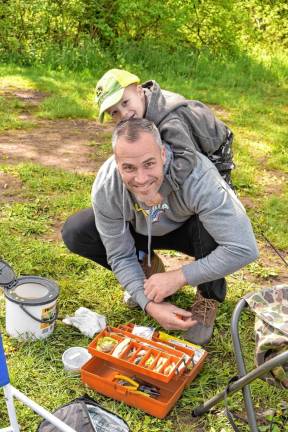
[95,69,140,122]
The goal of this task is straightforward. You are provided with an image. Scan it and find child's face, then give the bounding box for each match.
[107,84,146,123]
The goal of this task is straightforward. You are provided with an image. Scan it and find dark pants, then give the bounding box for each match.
[61,208,226,302]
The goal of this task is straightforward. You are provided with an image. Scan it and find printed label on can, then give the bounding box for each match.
[40,305,55,329]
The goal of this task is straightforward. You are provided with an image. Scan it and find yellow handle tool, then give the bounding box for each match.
[113,374,150,397]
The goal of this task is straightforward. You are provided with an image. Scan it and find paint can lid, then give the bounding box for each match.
[0,260,59,305]
[4,275,59,305]
[0,260,17,289]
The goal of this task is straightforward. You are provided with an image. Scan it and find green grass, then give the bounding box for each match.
[0,48,288,431]
[38,94,94,119]
[0,66,98,125]
[257,188,288,250]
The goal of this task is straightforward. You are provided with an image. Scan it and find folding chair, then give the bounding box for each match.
[0,334,76,432]
[192,291,288,432]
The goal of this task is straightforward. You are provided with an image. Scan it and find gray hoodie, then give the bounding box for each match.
[92,151,259,311]
[143,80,232,184]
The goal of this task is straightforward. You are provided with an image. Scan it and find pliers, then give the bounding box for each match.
[113,374,160,398]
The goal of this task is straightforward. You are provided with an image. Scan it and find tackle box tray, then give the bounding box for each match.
[118,323,208,387]
[88,327,188,384]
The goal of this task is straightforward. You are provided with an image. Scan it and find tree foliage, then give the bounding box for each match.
[0,0,286,66]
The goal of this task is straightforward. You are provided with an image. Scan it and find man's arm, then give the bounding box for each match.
[145,159,259,303]
[181,166,259,287]
[94,205,150,310]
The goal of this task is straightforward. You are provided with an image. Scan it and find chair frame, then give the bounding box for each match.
[192,299,288,431]
[0,334,76,432]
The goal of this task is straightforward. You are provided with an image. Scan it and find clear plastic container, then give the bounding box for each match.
[62,347,92,373]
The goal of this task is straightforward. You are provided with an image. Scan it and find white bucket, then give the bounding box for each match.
[4,276,59,340]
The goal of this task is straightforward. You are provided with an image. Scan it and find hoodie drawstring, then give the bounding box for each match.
[147,210,152,267]
[121,183,127,235]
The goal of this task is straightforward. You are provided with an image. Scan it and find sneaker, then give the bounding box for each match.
[123,253,165,308]
[183,290,218,345]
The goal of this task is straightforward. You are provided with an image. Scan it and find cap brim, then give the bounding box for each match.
[98,88,125,123]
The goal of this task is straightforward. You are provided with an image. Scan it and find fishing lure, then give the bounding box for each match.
[112,338,131,358]
[96,336,118,353]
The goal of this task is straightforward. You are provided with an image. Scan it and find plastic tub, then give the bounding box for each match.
[62,347,92,373]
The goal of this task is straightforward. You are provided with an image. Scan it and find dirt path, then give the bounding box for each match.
[0,87,114,175]
[1,88,287,282]
[0,119,113,173]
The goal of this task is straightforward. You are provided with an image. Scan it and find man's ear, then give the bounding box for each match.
[161,145,166,164]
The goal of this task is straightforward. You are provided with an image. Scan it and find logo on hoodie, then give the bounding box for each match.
[134,202,169,223]
[150,203,169,223]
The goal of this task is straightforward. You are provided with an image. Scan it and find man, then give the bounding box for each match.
[62,118,258,345]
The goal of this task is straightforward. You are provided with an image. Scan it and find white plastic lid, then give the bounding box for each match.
[62,347,92,372]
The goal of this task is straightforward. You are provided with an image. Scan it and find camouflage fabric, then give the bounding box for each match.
[245,285,288,389]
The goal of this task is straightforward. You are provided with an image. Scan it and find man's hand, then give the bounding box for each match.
[144,269,186,303]
[145,301,197,331]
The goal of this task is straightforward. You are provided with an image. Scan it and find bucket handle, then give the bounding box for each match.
[20,304,58,324]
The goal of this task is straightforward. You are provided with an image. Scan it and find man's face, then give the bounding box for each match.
[115,132,166,205]
[107,84,146,123]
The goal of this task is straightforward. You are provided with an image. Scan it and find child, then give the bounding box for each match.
[95,68,235,187]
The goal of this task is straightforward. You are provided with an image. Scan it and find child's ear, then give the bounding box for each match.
[137,85,144,97]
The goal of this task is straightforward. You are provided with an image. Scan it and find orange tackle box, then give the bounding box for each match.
[81,326,207,418]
